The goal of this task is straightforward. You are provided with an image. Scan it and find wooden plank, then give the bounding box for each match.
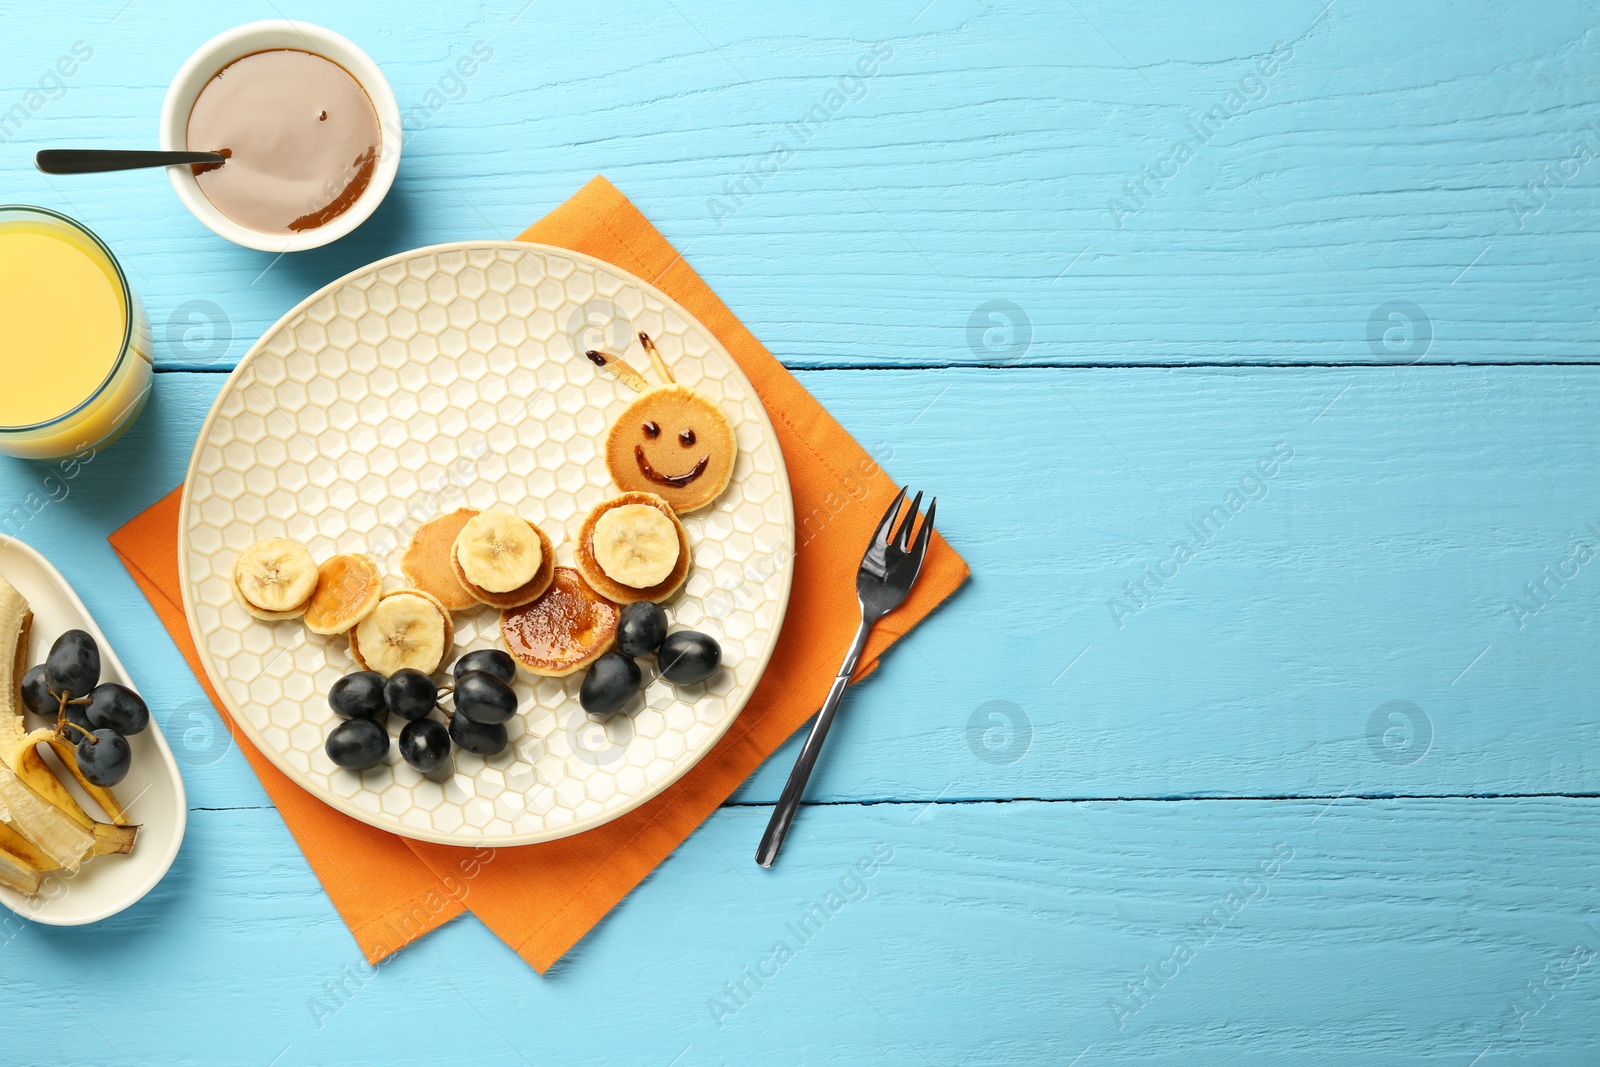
[1,0,1596,368]
[762,363,1600,801]
[5,798,1598,1065]
[5,367,1600,809]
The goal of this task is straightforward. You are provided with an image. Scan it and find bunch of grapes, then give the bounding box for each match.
[325,649,518,773]
[19,630,149,786]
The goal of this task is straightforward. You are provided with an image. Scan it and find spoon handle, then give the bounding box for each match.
[35,149,227,175]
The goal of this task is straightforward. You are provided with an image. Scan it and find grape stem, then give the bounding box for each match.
[52,691,91,735]
[57,720,94,745]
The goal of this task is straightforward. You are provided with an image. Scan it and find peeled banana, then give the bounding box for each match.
[0,572,139,897]
[0,575,29,714]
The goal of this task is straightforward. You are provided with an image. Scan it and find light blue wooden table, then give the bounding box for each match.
[5,0,1600,1062]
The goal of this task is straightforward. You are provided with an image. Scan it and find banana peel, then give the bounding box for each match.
[0,760,94,871]
[0,820,51,869]
[0,819,132,870]
[0,840,40,896]
[0,721,91,829]
[0,725,139,853]
[0,820,132,870]
[44,731,132,826]
[0,723,130,828]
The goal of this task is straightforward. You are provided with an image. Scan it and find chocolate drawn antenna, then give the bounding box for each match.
[637,332,674,384]
[583,348,651,393]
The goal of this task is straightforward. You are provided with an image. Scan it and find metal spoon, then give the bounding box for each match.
[36,149,228,174]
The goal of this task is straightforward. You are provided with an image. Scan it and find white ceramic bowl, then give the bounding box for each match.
[160,21,401,253]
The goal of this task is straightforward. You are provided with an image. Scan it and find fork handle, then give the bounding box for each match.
[756,618,873,868]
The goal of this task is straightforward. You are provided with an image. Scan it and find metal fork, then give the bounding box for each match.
[756,486,937,868]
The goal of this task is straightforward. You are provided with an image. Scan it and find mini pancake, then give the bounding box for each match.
[348,588,454,675]
[573,492,691,604]
[604,384,736,513]
[450,519,556,608]
[302,553,383,635]
[231,589,314,623]
[500,567,619,677]
[401,508,479,612]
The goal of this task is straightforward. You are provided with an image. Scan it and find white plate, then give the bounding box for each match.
[177,242,794,846]
[0,536,188,925]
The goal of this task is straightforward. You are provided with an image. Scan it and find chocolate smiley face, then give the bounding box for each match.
[604,384,737,512]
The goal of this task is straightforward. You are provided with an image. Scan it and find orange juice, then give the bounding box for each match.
[0,207,151,460]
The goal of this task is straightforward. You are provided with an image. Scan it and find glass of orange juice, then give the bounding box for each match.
[0,206,153,460]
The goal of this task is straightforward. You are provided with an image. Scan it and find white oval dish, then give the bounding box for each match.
[0,536,187,925]
[159,20,401,253]
[176,241,794,847]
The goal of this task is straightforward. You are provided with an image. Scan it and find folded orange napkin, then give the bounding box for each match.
[110,176,968,971]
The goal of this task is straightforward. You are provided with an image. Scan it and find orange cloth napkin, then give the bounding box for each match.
[109,176,968,972]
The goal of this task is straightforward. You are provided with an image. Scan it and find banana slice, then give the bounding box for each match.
[592,505,680,588]
[232,538,318,620]
[453,510,542,594]
[450,520,554,609]
[574,492,692,604]
[303,553,383,636]
[349,589,453,677]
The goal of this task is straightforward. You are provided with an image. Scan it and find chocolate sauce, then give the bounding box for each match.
[643,420,660,438]
[185,49,381,235]
[634,445,708,488]
[678,428,696,447]
[189,147,231,175]
[288,146,376,232]
[585,350,608,367]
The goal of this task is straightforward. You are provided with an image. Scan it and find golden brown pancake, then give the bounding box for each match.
[401,508,479,612]
[450,519,556,609]
[302,553,383,635]
[573,492,691,604]
[604,385,736,512]
[500,567,619,677]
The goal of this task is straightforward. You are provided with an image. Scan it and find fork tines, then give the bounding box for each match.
[866,486,937,575]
